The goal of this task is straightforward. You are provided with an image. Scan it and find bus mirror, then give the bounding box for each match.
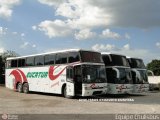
[112,68,120,78]
[147,70,154,76]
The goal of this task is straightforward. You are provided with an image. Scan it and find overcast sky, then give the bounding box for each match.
[0,0,160,64]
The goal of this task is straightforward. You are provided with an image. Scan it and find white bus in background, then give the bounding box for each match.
[5,49,107,98]
[127,57,149,93]
[148,70,160,90]
[101,53,133,94]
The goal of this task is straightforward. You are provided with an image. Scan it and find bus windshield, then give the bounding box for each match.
[118,68,132,84]
[111,55,129,67]
[80,51,102,63]
[82,65,106,83]
[129,58,146,69]
[106,67,132,84]
[102,54,129,67]
[137,70,148,84]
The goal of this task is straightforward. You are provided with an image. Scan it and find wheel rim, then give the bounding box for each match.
[23,84,28,93]
[18,83,22,92]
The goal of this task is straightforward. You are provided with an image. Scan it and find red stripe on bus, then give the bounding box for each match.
[9,70,22,89]
[49,66,66,81]
[16,69,27,82]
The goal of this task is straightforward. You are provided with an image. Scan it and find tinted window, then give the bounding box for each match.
[6,60,11,68]
[68,52,80,63]
[102,55,111,66]
[105,68,117,83]
[45,54,55,65]
[11,60,17,67]
[26,57,34,66]
[55,54,61,64]
[18,59,25,67]
[103,54,129,67]
[128,58,145,68]
[80,51,102,63]
[55,53,67,64]
[35,56,44,66]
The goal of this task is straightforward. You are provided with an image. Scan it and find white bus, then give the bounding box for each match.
[127,57,149,93]
[101,53,133,94]
[5,49,107,98]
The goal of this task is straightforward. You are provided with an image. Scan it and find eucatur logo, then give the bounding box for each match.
[9,66,66,85]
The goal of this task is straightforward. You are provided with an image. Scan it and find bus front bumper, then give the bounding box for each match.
[81,83,108,96]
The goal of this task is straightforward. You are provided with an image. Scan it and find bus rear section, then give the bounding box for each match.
[127,57,149,93]
[5,49,107,98]
[102,53,133,94]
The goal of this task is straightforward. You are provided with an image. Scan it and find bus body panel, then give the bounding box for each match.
[82,83,107,96]
[107,83,133,94]
[6,65,67,94]
[6,64,107,97]
[133,84,149,93]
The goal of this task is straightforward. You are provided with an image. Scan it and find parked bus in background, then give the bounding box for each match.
[147,70,160,90]
[5,49,107,98]
[101,53,133,94]
[127,57,149,93]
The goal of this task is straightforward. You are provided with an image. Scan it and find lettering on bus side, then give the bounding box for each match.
[27,72,48,78]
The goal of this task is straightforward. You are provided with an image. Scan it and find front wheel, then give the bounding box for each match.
[23,83,29,94]
[63,86,73,99]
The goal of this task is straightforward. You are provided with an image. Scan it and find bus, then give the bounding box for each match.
[127,57,149,93]
[5,49,107,98]
[101,53,133,94]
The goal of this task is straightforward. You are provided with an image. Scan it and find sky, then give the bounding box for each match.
[0,0,160,64]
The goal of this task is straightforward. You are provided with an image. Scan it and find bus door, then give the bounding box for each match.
[66,66,75,96]
[74,65,82,95]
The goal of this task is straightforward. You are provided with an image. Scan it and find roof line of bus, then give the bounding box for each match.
[126,56,143,60]
[6,49,98,60]
[101,52,126,57]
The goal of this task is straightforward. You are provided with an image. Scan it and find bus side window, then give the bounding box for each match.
[18,59,26,67]
[11,60,18,68]
[55,54,61,64]
[6,60,11,68]
[56,53,67,64]
[102,55,111,66]
[26,57,35,66]
[68,52,80,63]
[61,53,67,64]
[35,56,44,66]
[44,54,55,65]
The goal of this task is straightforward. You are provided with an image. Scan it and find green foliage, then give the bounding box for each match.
[0,50,19,84]
[147,59,160,76]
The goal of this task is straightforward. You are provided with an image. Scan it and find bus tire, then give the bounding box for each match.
[23,83,29,94]
[63,86,73,99]
[17,83,23,93]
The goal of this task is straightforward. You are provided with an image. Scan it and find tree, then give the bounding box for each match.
[1,50,19,62]
[0,50,19,84]
[147,59,160,76]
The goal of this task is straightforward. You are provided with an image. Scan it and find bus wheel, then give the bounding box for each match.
[17,83,23,93]
[63,86,73,99]
[23,83,29,94]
